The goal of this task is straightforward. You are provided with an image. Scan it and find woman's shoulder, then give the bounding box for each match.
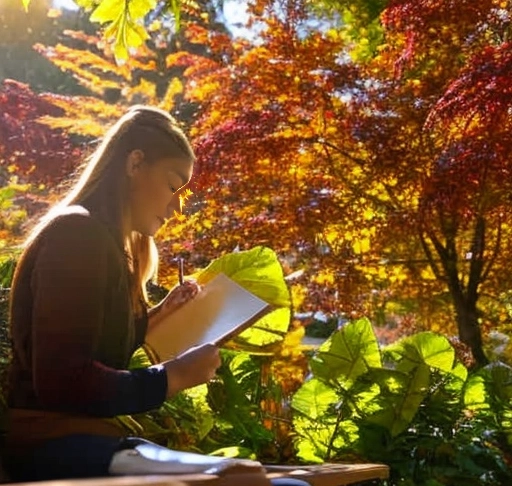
[37,205,114,246]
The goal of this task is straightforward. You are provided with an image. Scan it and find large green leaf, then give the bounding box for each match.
[194,246,291,308]
[310,317,381,386]
[465,362,512,410]
[365,365,431,437]
[292,377,338,420]
[293,415,358,463]
[90,0,124,23]
[234,307,291,349]
[464,362,512,446]
[192,246,292,349]
[385,332,456,374]
[91,0,156,23]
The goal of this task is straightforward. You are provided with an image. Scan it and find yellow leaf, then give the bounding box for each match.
[325,227,340,246]
[21,0,30,11]
[91,0,124,23]
[352,166,363,177]
[352,237,370,254]
[160,77,183,111]
[363,208,373,220]
[291,284,307,309]
[313,270,335,285]
[75,0,97,8]
[129,0,156,20]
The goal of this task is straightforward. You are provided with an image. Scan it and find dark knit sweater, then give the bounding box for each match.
[7,207,167,419]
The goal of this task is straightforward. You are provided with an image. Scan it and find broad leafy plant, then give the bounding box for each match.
[292,318,512,485]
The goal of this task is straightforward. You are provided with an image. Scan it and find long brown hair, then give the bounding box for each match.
[26,105,195,304]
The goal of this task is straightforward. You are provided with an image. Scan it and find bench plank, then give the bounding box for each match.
[5,463,389,486]
[265,463,389,485]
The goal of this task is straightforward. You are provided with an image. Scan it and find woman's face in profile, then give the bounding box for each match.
[128,151,193,236]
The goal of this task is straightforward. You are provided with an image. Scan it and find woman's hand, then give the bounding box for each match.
[157,279,201,316]
[163,343,221,396]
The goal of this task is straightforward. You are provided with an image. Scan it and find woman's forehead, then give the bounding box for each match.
[159,156,193,184]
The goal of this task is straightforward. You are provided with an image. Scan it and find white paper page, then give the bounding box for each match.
[145,273,271,360]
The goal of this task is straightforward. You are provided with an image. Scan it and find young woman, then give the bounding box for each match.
[4,105,222,481]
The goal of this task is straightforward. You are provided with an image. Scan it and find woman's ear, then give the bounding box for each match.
[126,149,145,178]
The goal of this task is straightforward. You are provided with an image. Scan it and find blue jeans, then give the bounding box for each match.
[6,434,310,485]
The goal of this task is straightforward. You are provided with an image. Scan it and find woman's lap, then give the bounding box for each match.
[7,434,124,481]
[6,434,310,485]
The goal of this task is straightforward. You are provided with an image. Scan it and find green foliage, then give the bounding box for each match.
[464,362,512,446]
[292,320,512,485]
[123,314,512,483]
[0,259,13,434]
[90,0,155,61]
[123,247,296,458]
[308,0,387,60]
[1,261,511,482]
[0,258,16,289]
[74,0,184,61]
[310,317,382,387]
[193,246,292,351]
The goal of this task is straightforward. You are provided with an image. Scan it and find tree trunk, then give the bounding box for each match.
[453,295,488,367]
[422,217,490,368]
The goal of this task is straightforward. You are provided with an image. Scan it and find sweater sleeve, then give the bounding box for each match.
[30,213,167,417]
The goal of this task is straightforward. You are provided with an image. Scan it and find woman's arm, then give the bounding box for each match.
[29,214,167,417]
[146,301,164,329]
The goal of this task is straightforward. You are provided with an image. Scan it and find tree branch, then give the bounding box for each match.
[419,229,445,281]
[467,215,485,303]
[482,215,502,283]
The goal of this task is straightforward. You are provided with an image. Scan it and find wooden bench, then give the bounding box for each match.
[1,463,389,486]
[266,463,389,485]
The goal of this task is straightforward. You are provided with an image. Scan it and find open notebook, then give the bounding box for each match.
[145,273,273,361]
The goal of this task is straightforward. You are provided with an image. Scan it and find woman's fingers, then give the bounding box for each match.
[163,343,221,396]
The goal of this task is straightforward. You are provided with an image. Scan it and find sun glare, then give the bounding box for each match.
[52,0,78,10]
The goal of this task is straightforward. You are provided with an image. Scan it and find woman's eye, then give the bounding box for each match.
[169,184,177,193]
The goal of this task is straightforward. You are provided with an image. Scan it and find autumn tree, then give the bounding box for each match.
[0,79,80,250]
[15,0,512,365]
[159,0,512,366]
[343,0,512,365]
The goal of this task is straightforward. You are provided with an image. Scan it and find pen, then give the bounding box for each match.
[178,257,184,286]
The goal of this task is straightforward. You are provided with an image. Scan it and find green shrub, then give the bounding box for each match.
[291,318,512,485]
